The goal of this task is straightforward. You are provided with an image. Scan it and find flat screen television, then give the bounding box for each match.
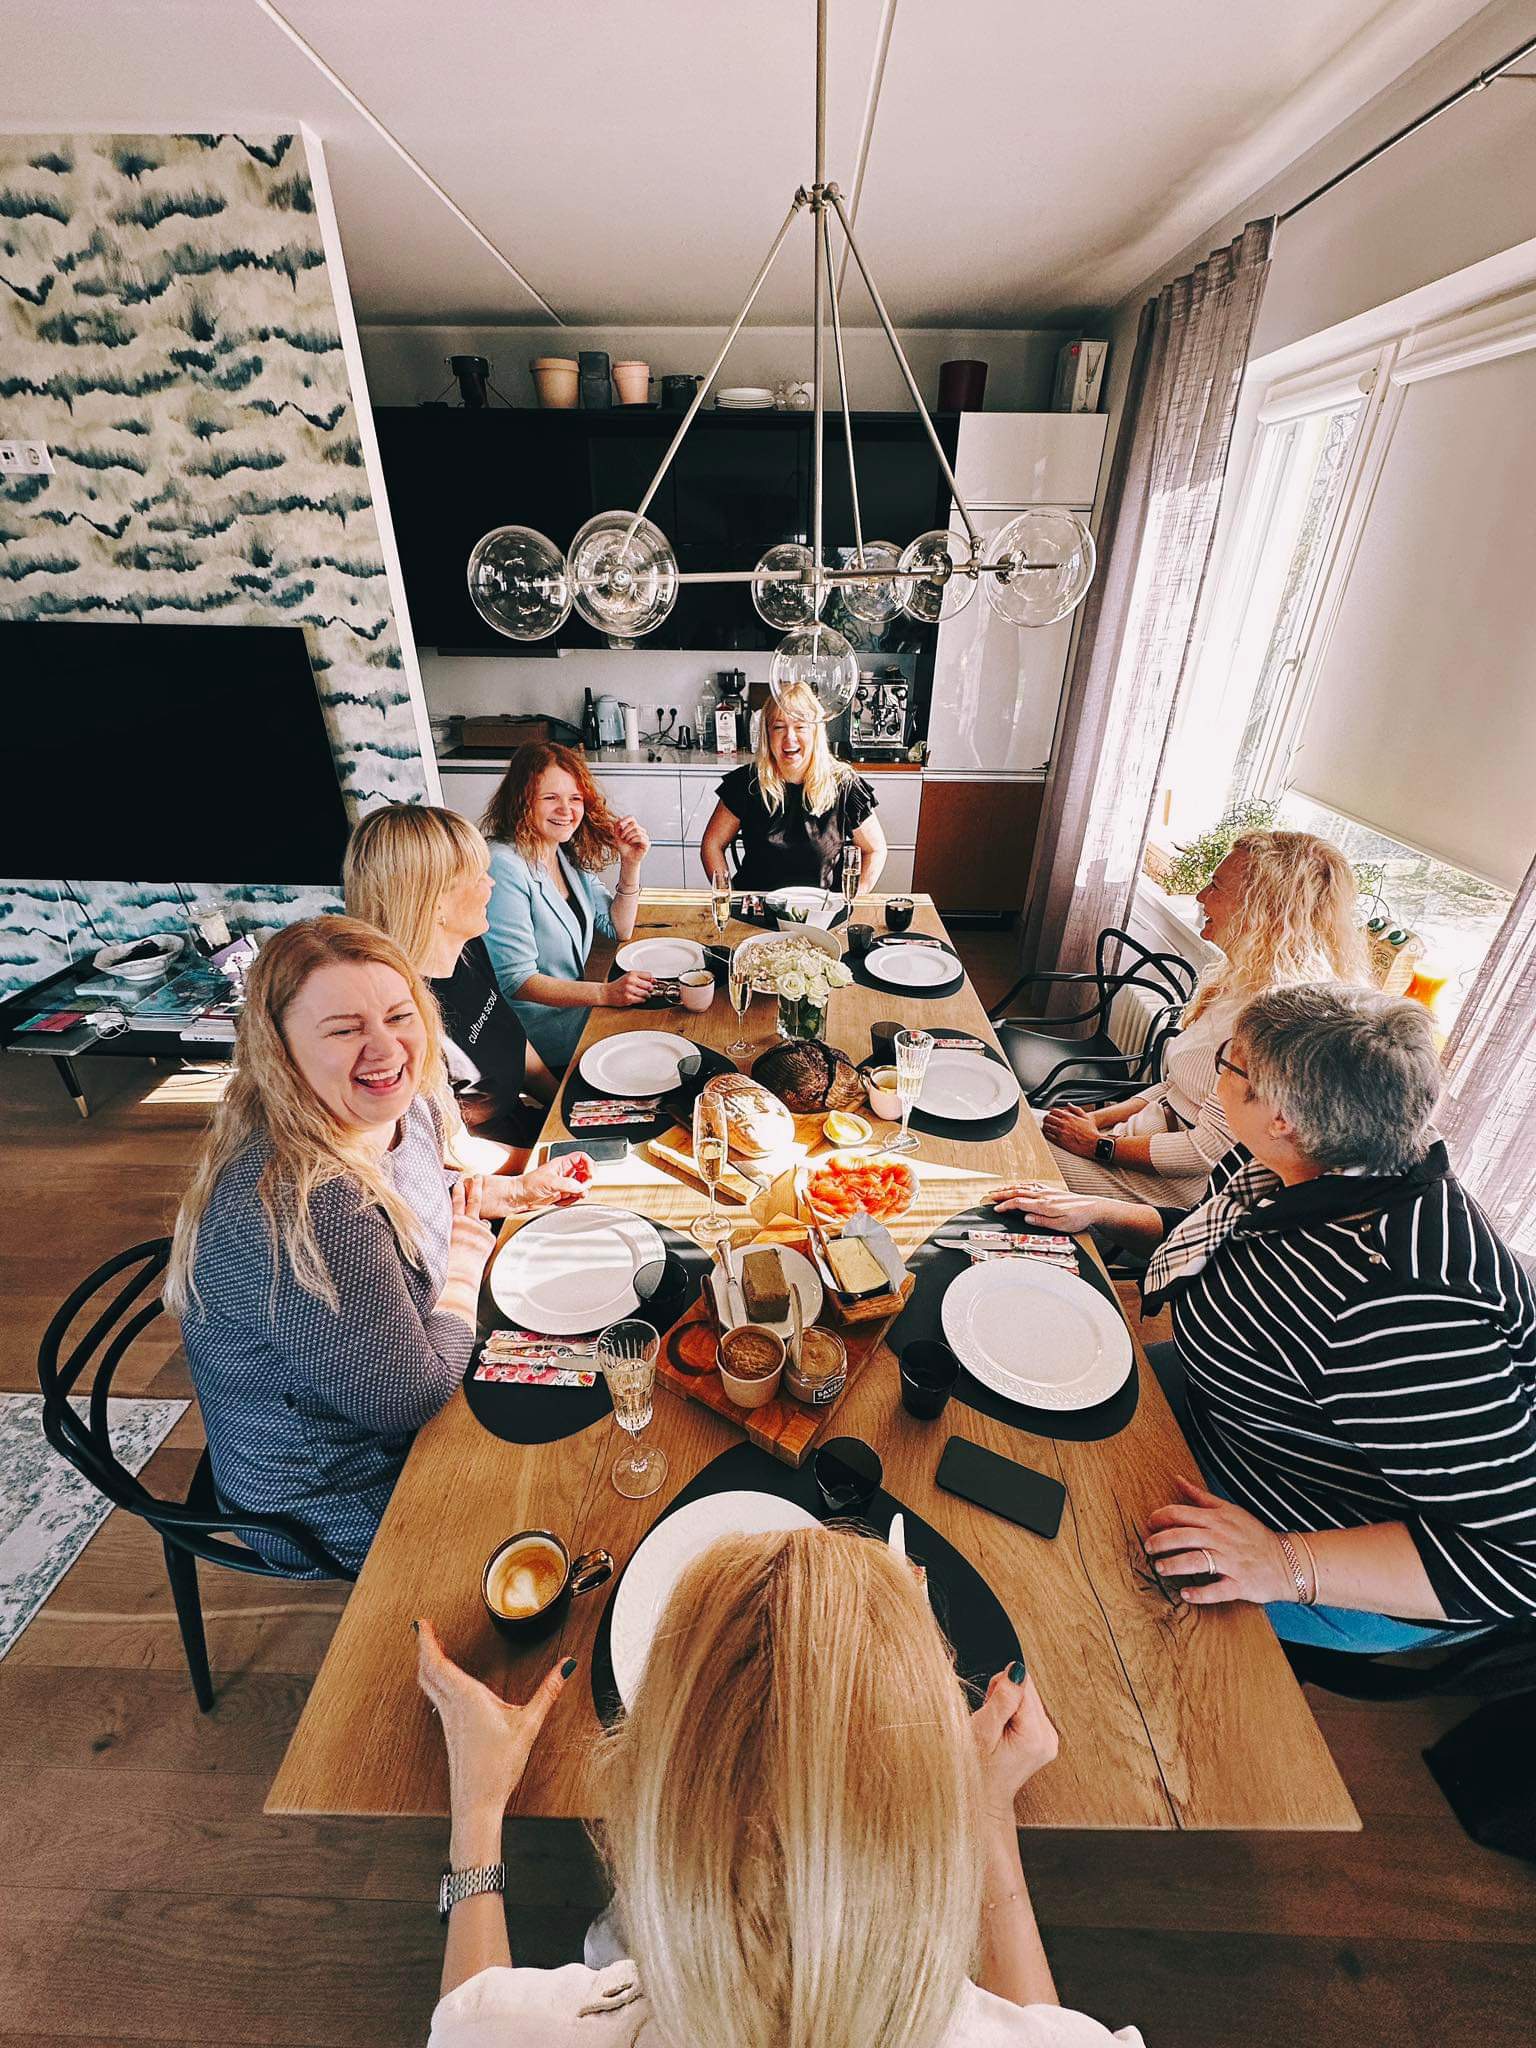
[0,621,351,883]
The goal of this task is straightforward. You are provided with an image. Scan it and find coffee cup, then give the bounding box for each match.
[885,897,915,932]
[865,1066,902,1120]
[678,968,715,1012]
[717,1323,785,1409]
[481,1528,613,1644]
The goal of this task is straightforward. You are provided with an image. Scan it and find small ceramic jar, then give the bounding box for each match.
[718,1325,785,1409]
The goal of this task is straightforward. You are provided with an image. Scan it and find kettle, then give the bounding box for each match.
[595,695,626,747]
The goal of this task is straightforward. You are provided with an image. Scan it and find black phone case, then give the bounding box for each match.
[935,1436,1066,1540]
[548,1136,628,1163]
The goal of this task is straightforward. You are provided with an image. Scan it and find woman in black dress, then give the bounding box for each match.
[699,680,888,892]
[344,804,555,1166]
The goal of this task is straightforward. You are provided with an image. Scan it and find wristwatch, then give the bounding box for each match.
[1093,1135,1116,1163]
[439,1862,506,1922]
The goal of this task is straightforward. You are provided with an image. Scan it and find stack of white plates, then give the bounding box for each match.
[716,387,775,410]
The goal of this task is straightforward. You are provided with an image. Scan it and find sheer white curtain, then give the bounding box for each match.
[1019,221,1273,1000]
[1440,853,1536,1266]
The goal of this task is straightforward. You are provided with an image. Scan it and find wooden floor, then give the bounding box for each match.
[3,929,1534,2046]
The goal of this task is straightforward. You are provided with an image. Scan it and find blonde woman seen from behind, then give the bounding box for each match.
[420,1527,1143,2048]
[699,680,887,893]
[344,803,556,1167]
[1039,830,1369,1207]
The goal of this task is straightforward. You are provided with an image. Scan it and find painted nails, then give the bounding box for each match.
[1008,1659,1027,1684]
[561,1657,578,1679]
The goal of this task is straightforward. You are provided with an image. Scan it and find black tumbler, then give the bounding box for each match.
[846,922,876,959]
[869,1019,902,1065]
[900,1341,960,1421]
[812,1436,883,1517]
[885,898,914,932]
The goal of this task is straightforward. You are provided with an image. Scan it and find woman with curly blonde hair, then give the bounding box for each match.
[479,743,654,1071]
[417,1525,1142,2048]
[1035,830,1370,1206]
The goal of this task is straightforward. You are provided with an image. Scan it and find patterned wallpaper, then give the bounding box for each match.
[0,132,428,998]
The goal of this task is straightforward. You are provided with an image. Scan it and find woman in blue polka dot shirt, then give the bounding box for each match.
[166,917,589,1577]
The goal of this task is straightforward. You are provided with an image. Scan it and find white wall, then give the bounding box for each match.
[357,322,1068,413]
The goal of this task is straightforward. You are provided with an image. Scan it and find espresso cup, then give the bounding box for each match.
[885,897,915,932]
[481,1528,613,1644]
[846,922,876,959]
[899,1339,960,1421]
[812,1435,883,1518]
[678,968,715,1012]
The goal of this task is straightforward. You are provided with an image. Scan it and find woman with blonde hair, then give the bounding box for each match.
[168,916,584,1577]
[699,680,887,893]
[344,803,552,1161]
[1031,830,1369,1207]
[480,743,653,1072]
[418,1525,1140,2047]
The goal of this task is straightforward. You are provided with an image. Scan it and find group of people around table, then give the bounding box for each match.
[160,689,1536,2044]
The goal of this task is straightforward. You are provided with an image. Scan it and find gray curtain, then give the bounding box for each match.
[1439,853,1536,1267]
[1019,219,1274,999]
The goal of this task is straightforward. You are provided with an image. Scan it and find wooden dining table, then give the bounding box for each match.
[267,891,1357,1833]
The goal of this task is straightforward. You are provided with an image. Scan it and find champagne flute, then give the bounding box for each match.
[888,1027,934,1156]
[597,1318,666,1499]
[690,1085,732,1246]
[727,940,756,1057]
[710,868,733,939]
[840,842,861,919]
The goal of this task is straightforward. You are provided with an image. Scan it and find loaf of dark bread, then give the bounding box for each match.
[751,1038,864,1114]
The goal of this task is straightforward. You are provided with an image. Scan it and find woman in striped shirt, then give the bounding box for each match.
[1001,985,1536,1652]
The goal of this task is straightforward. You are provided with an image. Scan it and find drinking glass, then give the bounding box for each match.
[690,1086,732,1246]
[727,940,756,1057]
[840,842,861,918]
[709,869,733,938]
[597,1318,667,1498]
[888,1027,933,1156]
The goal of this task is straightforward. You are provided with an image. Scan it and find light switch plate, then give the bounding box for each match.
[0,440,55,474]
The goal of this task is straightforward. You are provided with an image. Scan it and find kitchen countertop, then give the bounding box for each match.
[438,745,924,773]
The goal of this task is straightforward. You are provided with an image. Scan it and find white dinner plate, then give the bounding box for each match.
[862,941,958,989]
[614,937,706,978]
[724,1243,822,1336]
[941,1259,1131,1411]
[917,1049,1021,1122]
[489,1204,665,1336]
[578,1030,694,1099]
[610,1491,819,1708]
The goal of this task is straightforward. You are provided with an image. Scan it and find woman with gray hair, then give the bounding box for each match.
[996,986,1536,1652]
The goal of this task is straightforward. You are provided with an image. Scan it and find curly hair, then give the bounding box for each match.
[478,742,623,873]
[1184,829,1370,1024]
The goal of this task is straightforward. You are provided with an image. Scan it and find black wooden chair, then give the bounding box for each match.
[37,1238,355,1712]
[988,927,1198,1107]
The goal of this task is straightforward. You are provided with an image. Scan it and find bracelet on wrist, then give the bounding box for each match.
[1276,1531,1317,1606]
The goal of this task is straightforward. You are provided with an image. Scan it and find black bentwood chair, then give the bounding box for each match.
[988,927,1198,1108]
[37,1239,355,1712]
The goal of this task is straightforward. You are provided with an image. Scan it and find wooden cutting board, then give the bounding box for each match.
[655,1217,904,1466]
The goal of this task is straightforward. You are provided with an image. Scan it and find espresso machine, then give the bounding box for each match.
[847,665,913,759]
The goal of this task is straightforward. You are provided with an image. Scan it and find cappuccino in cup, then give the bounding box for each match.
[486,1535,567,1620]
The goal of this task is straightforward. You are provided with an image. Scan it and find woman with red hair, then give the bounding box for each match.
[480,743,653,1071]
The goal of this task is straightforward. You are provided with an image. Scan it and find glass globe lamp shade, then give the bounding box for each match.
[983,509,1097,627]
[568,510,679,638]
[898,528,978,624]
[839,539,906,626]
[769,622,859,719]
[466,525,572,641]
[752,541,825,628]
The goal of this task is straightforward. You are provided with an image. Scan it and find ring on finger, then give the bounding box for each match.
[1200,1547,1215,1577]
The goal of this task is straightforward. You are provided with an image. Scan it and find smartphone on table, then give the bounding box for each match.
[935,1435,1066,1540]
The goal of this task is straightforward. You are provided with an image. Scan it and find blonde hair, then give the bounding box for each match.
[590,1526,982,2048]
[1184,828,1370,1024]
[342,803,486,969]
[165,917,451,1316]
[755,681,853,819]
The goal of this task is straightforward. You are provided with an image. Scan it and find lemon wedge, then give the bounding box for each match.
[823,1110,871,1147]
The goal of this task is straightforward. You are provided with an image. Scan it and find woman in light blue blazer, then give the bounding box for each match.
[480,743,654,1071]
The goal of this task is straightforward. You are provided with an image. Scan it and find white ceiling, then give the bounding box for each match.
[0,0,1494,328]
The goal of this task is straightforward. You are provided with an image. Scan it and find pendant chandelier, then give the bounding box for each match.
[466,0,1097,719]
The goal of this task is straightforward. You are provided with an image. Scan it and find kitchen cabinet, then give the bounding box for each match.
[914,775,1044,915]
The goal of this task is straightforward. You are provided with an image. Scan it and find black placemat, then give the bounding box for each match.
[590,1439,1021,1722]
[559,1040,737,1148]
[465,1219,712,1446]
[888,1205,1139,1443]
[860,1026,1020,1144]
[850,935,964,1001]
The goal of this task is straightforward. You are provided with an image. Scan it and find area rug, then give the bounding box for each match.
[0,1393,188,1658]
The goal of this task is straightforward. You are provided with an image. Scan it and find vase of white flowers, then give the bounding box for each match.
[746,936,854,1041]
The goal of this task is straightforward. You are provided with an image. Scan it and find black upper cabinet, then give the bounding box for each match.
[373,406,958,656]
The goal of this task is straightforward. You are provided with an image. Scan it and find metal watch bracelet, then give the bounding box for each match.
[439,1862,506,1922]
